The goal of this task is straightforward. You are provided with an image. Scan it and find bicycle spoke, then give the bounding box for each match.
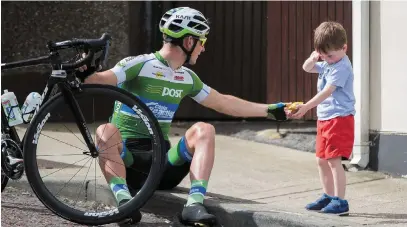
[38,154,85,157]
[97,127,121,151]
[60,122,86,148]
[73,158,94,207]
[98,154,149,176]
[98,140,153,154]
[40,133,88,153]
[54,112,87,147]
[96,157,141,200]
[54,157,92,197]
[41,156,90,179]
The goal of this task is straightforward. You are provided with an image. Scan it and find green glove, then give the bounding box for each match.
[267,102,288,121]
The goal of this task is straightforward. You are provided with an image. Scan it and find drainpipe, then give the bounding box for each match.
[145,1,152,53]
[350,0,370,168]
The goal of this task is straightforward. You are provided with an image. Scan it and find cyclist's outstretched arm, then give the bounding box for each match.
[84,70,118,86]
[199,88,269,118]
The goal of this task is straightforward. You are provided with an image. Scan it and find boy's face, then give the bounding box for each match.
[318,44,347,65]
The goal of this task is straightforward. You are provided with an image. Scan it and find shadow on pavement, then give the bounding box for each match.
[142,188,262,227]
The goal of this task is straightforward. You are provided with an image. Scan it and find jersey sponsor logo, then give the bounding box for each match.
[153,65,165,70]
[145,85,183,98]
[153,71,165,78]
[146,102,176,120]
[174,75,184,81]
[145,85,163,95]
[162,87,183,98]
[117,56,138,67]
[116,98,179,122]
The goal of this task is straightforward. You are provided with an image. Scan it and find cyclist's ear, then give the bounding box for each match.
[182,36,194,51]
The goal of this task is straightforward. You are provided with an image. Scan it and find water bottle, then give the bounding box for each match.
[1,89,24,126]
[21,92,42,123]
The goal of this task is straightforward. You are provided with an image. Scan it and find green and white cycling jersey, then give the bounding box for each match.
[110,51,211,140]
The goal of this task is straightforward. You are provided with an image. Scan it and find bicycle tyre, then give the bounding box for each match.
[23,84,167,225]
[1,174,9,192]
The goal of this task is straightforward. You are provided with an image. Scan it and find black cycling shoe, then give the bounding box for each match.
[117,199,142,226]
[179,203,217,226]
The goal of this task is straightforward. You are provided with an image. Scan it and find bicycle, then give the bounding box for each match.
[1,33,167,225]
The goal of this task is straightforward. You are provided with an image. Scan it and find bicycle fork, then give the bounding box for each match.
[58,83,98,158]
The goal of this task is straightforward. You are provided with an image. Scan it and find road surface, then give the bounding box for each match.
[1,186,173,227]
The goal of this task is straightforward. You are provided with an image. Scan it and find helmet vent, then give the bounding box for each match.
[168,24,183,33]
[187,21,207,31]
[193,15,206,22]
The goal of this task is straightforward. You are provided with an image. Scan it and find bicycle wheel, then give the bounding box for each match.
[1,173,9,192]
[23,84,167,225]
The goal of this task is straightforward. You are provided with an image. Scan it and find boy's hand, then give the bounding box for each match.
[284,102,303,118]
[310,51,320,62]
[290,104,310,119]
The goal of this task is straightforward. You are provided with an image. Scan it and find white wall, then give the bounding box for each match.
[369,1,407,133]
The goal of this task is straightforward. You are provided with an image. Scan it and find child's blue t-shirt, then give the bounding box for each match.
[314,55,356,120]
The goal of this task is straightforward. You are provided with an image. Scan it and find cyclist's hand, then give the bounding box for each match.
[267,102,290,121]
[76,53,102,82]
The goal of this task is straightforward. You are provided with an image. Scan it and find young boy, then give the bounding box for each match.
[289,21,355,216]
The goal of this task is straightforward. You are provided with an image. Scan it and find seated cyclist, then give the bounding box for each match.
[79,7,289,225]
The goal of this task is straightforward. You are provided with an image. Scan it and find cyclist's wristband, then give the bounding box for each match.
[267,102,287,121]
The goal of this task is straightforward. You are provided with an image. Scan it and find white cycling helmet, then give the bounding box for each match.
[159,7,210,39]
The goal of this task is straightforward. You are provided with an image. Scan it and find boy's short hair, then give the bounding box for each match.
[314,21,347,54]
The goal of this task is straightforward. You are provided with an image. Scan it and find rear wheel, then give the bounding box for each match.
[23,84,166,225]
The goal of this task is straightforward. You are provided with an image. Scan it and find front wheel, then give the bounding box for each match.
[1,173,9,192]
[23,84,167,225]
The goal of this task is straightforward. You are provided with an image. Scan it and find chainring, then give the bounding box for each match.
[1,138,24,180]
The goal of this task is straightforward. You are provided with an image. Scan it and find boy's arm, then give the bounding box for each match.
[291,66,350,119]
[303,84,336,110]
[303,51,322,73]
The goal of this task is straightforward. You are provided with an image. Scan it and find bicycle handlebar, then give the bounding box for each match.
[1,33,112,71]
[48,32,111,70]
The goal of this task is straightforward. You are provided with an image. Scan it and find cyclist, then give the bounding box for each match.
[78,7,289,225]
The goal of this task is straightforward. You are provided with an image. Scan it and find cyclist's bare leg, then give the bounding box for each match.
[180,122,217,225]
[95,123,125,181]
[95,123,141,223]
[185,122,215,182]
[95,123,134,206]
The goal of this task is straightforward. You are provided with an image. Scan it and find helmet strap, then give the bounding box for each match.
[172,37,198,65]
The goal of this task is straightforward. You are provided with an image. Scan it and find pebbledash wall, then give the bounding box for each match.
[1,1,130,113]
[365,1,407,177]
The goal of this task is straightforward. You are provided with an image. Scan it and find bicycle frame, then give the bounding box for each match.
[1,53,98,156]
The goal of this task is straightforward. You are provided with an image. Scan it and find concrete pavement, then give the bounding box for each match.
[8,124,407,226]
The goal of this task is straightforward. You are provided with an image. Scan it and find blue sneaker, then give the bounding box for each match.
[321,197,349,216]
[305,193,332,211]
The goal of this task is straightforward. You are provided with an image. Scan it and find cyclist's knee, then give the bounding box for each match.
[190,122,215,142]
[96,123,121,146]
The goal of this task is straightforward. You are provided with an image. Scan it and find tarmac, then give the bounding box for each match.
[7,124,407,227]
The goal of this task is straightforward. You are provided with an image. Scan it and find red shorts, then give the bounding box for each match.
[316,115,355,160]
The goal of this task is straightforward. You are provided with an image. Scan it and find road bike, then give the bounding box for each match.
[1,33,167,225]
